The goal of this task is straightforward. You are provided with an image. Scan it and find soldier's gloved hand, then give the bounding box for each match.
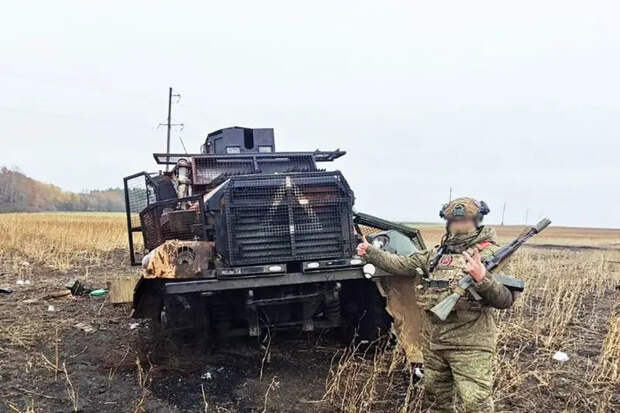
[463,249,486,283]
[356,236,371,257]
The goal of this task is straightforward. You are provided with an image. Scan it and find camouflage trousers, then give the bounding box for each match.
[423,347,494,412]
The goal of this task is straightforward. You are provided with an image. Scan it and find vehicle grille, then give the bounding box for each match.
[217,172,355,266]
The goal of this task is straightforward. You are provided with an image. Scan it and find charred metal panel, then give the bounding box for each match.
[139,195,207,252]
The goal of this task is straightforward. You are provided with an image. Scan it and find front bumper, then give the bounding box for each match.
[164,265,390,294]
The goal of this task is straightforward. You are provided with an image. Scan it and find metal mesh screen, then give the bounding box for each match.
[192,155,318,188]
[125,174,157,229]
[140,196,207,252]
[358,225,383,237]
[193,157,255,186]
[255,156,315,174]
[219,172,355,266]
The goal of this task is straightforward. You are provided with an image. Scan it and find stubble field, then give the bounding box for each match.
[0,213,618,412]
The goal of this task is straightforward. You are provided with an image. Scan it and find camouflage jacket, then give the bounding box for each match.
[366,226,514,351]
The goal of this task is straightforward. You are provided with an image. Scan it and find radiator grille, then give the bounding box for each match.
[217,172,355,266]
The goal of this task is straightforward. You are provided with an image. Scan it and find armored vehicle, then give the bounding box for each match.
[123,127,425,339]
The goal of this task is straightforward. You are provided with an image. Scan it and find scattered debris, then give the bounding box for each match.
[65,279,95,296]
[201,372,213,380]
[129,322,140,330]
[414,367,424,379]
[107,277,138,304]
[89,289,108,297]
[23,290,71,304]
[47,305,55,312]
[16,279,31,285]
[552,351,569,362]
[74,322,96,333]
[0,287,13,294]
[42,291,71,300]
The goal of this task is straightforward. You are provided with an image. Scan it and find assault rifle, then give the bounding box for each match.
[430,217,552,321]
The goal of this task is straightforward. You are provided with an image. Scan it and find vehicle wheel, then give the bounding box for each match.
[340,280,393,343]
[357,282,392,341]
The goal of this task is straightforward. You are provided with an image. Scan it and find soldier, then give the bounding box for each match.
[357,197,515,413]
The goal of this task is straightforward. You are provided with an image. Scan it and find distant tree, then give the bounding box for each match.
[0,167,124,212]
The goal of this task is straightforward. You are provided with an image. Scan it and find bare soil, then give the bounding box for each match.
[0,252,347,412]
[1,239,619,412]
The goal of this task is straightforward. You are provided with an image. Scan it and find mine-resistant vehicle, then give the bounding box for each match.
[123,127,425,339]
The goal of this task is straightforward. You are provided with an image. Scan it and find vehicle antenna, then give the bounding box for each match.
[179,136,188,154]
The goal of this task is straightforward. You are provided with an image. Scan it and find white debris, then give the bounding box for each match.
[414,367,424,379]
[24,280,31,285]
[129,323,140,330]
[75,322,96,333]
[16,279,24,285]
[201,372,213,380]
[47,305,55,312]
[552,351,569,362]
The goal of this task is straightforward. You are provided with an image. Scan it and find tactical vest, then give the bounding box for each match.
[415,242,493,312]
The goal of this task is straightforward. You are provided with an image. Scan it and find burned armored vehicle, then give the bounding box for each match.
[123,126,425,339]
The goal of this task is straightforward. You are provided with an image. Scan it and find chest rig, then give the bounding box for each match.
[415,242,492,311]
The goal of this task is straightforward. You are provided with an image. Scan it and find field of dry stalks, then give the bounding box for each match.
[0,213,619,412]
[324,248,620,412]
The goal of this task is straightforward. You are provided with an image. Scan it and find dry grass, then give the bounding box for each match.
[0,212,135,361]
[323,337,424,412]
[1,213,618,412]
[323,237,620,411]
[0,212,130,270]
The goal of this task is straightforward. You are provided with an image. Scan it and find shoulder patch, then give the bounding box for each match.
[440,255,453,265]
[478,241,493,249]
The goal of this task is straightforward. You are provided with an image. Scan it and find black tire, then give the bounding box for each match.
[340,280,393,343]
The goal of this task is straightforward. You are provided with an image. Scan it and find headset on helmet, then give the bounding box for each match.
[439,198,490,225]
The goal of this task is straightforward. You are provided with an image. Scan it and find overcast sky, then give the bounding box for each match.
[2,1,619,227]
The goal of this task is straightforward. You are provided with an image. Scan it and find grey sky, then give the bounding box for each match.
[2,1,619,227]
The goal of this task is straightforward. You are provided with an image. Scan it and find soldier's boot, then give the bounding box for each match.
[445,349,494,413]
[422,348,455,412]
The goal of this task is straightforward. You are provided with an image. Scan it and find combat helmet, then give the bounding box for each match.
[439,197,490,225]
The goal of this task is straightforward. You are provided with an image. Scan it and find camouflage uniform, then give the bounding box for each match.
[366,221,514,412]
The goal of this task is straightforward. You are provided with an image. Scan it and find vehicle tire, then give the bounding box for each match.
[340,280,392,343]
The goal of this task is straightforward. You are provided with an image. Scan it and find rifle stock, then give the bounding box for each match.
[430,292,462,321]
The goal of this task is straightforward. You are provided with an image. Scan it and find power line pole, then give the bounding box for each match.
[165,87,173,170]
[501,202,506,226]
[448,187,453,202]
[159,87,183,171]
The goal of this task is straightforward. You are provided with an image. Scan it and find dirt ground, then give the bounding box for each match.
[0,250,345,412]
[1,215,619,412]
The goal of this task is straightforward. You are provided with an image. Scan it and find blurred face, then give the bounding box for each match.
[448,218,476,234]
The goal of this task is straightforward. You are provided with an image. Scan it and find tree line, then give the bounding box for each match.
[0,167,124,212]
